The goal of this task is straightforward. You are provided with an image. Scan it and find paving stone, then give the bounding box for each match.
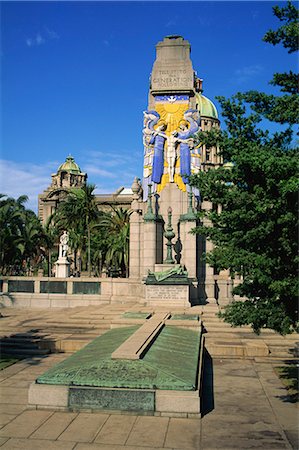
[94,414,136,445]
[0,362,28,381]
[0,378,32,387]
[0,410,53,438]
[30,412,78,440]
[75,445,165,450]
[202,437,289,449]
[0,389,29,405]
[164,417,201,449]
[0,404,27,415]
[0,413,18,428]
[0,438,76,449]
[126,416,169,447]
[58,412,109,442]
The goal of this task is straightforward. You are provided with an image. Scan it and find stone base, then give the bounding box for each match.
[55,258,70,278]
[28,331,204,417]
[29,383,201,417]
[145,284,190,307]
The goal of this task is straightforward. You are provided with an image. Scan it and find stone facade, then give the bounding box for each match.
[38,156,132,225]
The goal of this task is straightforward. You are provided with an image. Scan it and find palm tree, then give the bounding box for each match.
[0,194,46,275]
[18,210,46,274]
[50,184,99,276]
[0,195,24,274]
[99,207,131,277]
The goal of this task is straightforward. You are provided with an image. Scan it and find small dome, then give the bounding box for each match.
[195,92,218,119]
[58,155,81,174]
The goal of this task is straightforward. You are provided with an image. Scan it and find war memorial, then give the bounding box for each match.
[28,36,208,417]
[0,36,298,449]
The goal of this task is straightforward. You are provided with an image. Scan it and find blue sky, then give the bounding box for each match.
[1,1,297,211]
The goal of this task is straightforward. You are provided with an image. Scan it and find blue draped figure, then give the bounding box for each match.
[142,111,167,200]
[176,109,200,184]
[150,122,167,184]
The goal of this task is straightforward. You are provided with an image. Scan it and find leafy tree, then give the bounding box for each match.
[190,2,298,334]
[0,194,46,275]
[98,207,131,277]
[241,1,299,125]
[50,183,99,276]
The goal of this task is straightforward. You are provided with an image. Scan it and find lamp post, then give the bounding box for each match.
[164,206,175,264]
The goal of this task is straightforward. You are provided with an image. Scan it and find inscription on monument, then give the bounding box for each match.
[69,387,155,411]
[152,69,193,89]
[146,285,188,300]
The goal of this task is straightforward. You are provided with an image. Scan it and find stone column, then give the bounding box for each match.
[180,220,197,279]
[34,279,40,294]
[201,200,215,303]
[129,212,142,278]
[129,177,144,279]
[143,221,156,277]
[216,270,233,305]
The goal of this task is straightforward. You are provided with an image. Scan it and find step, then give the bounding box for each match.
[0,347,50,356]
[205,340,269,358]
[0,341,40,350]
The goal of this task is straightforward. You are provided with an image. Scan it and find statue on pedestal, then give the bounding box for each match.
[59,231,69,258]
[55,231,70,278]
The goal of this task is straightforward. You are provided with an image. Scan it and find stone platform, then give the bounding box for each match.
[29,315,204,417]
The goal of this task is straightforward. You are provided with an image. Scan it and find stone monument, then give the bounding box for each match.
[55,231,70,278]
[129,35,227,305]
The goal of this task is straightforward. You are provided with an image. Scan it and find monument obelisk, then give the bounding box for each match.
[129,36,222,305]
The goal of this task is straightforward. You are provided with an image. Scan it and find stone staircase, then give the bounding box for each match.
[200,303,299,360]
[1,304,298,361]
[0,305,131,356]
[0,332,51,357]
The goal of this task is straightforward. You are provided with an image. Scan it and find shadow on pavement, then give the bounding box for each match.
[201,348,214,417]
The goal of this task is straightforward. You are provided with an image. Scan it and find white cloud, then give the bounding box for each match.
[25,27,59,48]
[82,165,117,178]
[26,33,45,47]
[0,147,141,214]
[165,18,178,28]
[234,64,264,84]
[0,159,58,212]
[44,27,59,40]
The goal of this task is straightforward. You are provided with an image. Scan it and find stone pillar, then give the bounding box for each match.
[129,177,145,279]
[216,270,233,305]
[143,221,156,277]
[67,281,73,295]
[34,279,40,294]
[129,212,142,278]
[180,220,197,279]
[201,200,215,303]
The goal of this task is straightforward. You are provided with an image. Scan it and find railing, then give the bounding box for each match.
[0,277,101,295]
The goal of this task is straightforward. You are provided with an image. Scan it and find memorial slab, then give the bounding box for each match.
[29,321,204,416]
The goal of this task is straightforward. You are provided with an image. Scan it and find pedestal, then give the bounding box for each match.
[55,257,70,278]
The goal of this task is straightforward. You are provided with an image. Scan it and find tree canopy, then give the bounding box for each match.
[0,194,47,275]
[190,1,298,334]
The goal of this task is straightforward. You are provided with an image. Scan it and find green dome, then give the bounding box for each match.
[58,155,81,174]
[195,92,218,119]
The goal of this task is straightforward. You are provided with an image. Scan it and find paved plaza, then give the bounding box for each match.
[0,305,298,449]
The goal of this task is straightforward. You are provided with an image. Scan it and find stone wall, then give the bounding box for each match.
[0,276,145,308]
